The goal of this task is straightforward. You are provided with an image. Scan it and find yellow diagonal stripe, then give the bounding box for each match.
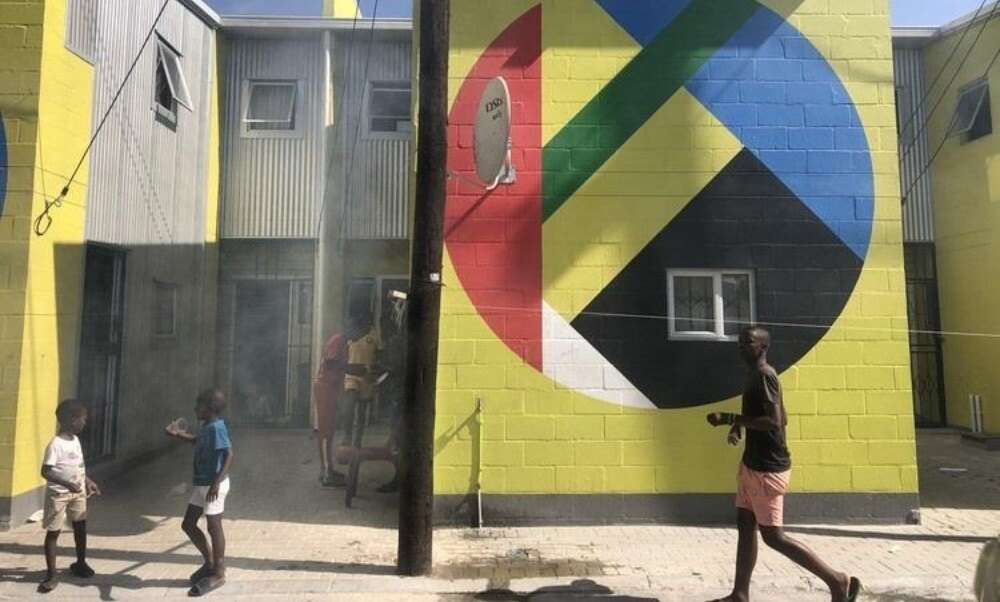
[542,89,744,322]
[542,0,641,146]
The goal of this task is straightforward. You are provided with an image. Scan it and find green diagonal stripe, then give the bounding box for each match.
[542,0,762,222]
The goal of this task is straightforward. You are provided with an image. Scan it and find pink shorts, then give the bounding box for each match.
[735,463,791,527]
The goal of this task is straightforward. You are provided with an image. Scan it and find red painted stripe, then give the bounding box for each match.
[445,6,543,370]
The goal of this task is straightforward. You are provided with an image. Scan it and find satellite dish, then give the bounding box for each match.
[474,76,516,189]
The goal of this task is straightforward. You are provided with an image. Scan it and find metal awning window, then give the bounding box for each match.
[245,81,298,130]
[950,79,992,142]
[365,81,411,138]
[154,35,192,126]
[65,0,98,64]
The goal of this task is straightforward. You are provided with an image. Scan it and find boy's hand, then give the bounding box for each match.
[68,481,84,494]
[727,429,741,446]
[206,483,220,503]
[86,478,101,497]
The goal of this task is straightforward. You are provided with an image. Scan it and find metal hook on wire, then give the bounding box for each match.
[33,186,69,237]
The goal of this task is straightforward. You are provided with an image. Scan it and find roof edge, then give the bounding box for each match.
[178,0,222,28]
[939,0,999,37]
[219,16,413,31]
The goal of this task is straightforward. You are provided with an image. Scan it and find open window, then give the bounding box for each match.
[667,270,755,342]
[153,35,192,127]
[950,79,992,143]
[364,81,411,139]
[242,80,301,138]
[65,0,98,64]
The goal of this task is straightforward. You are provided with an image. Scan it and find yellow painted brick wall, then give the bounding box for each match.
[323,0,360,18]
[0,0,45,501]
[8,0,94,497]
[923,16,1000,432]
[435,0,916,501]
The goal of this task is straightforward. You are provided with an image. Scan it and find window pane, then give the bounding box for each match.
[156,38,192,110]
[371,88,410,118]
[154,283,176,336]
[673,276,714,332]
[248,83,296,124]
[722,273,751,336]
[950,82,989,136]
[155,60,174,112]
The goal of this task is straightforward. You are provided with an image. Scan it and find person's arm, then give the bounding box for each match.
[206,448,233,503]
[726,423,742,446]
[707,372,784,432]
[165,424,197,443]
[85,477,101,497]
[41,465,82,493]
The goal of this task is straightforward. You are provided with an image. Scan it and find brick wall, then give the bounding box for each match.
[433,0,914,516]
[0,0,44,503]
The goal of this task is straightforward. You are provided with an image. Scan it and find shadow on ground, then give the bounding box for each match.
[917,431,1000,511]
[476,579,658,601]
[81,428,399,537]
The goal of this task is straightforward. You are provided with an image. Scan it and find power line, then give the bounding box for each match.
[897,0,990,145]
[902,43,1000,204]
[899,2,999,165]
[34,0,172,237]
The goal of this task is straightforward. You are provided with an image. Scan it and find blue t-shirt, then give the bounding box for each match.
[192,419,231,486]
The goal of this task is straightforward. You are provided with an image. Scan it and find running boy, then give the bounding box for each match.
[706,327,861,602]
[166,389,233,597]
[39,399,101,594]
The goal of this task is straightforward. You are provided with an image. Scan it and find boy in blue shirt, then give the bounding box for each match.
[166,389,233,597]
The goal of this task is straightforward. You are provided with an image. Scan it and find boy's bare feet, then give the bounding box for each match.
[190,563,214,585]
[70,561,95,578]
[38,575,58,593]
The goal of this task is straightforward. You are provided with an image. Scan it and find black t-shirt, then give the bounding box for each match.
[741,365,792,473]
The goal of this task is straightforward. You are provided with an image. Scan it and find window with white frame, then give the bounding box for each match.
[667,270,755,341]
[242,80,301,137]
[950,79,992,143]
[365,81,411,138]
[153,35,192,127]
[153,281,177,337]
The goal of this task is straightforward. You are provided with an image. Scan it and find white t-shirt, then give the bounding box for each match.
[42,435,85,494]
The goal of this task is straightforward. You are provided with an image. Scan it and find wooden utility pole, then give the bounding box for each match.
[398,0,449,577]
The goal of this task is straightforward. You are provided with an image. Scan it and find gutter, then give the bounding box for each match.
[177,0,222,29]
[219,16,413,32]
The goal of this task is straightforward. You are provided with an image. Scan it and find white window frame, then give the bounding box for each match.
[241,79,304,139]
[949,78,990,140]
[153,34,192,126]
[363,81,412,140]
[667,269,755,342]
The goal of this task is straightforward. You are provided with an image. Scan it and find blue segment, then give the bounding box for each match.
[356,0,411,18]
[595,0,692,46]
[684,8,874,260]
[0,113,7,219]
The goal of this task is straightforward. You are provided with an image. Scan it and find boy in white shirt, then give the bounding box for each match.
[39,399,101,593]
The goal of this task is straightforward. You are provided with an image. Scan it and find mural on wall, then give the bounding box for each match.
[0,113,7,218]
[445,0,875,410]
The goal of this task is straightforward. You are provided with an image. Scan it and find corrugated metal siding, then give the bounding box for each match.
[85,0,215,245]
[219,35,326,238]
[65,0,99,63]
[894,47,935,243]
[337,34,411,239]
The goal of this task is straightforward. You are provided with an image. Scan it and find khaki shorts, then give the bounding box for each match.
[43,491,87,531]
[735,463,791,527]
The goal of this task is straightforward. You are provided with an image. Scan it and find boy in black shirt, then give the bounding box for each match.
[707,327,861,602]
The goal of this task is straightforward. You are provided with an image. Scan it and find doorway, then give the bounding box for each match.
[904,243,947,426]
[232,281,291,426]
[76,245,127,461]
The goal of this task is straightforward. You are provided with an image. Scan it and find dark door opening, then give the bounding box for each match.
[232,281,292,426]
[904,243,947,426]
[76,245,126,461]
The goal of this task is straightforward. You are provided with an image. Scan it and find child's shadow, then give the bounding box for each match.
[1,567,188,601]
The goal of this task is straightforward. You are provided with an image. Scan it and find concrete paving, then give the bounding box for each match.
[0,429,996,601]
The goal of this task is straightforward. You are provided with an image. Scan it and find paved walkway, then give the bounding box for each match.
[0,429,996,600]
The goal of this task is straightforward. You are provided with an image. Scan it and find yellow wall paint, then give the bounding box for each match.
[10,0,93,497]
[0,0,44,500]
[923,16,1000,431]
[324,0,361,18]
[436,0,916,498]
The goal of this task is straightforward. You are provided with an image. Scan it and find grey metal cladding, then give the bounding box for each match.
[893,46,935,243]
[337,33,411,240]
[85,0,215,246]
[219,34,326,239]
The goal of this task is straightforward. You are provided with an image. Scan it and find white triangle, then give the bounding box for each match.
[542,302,656,410]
